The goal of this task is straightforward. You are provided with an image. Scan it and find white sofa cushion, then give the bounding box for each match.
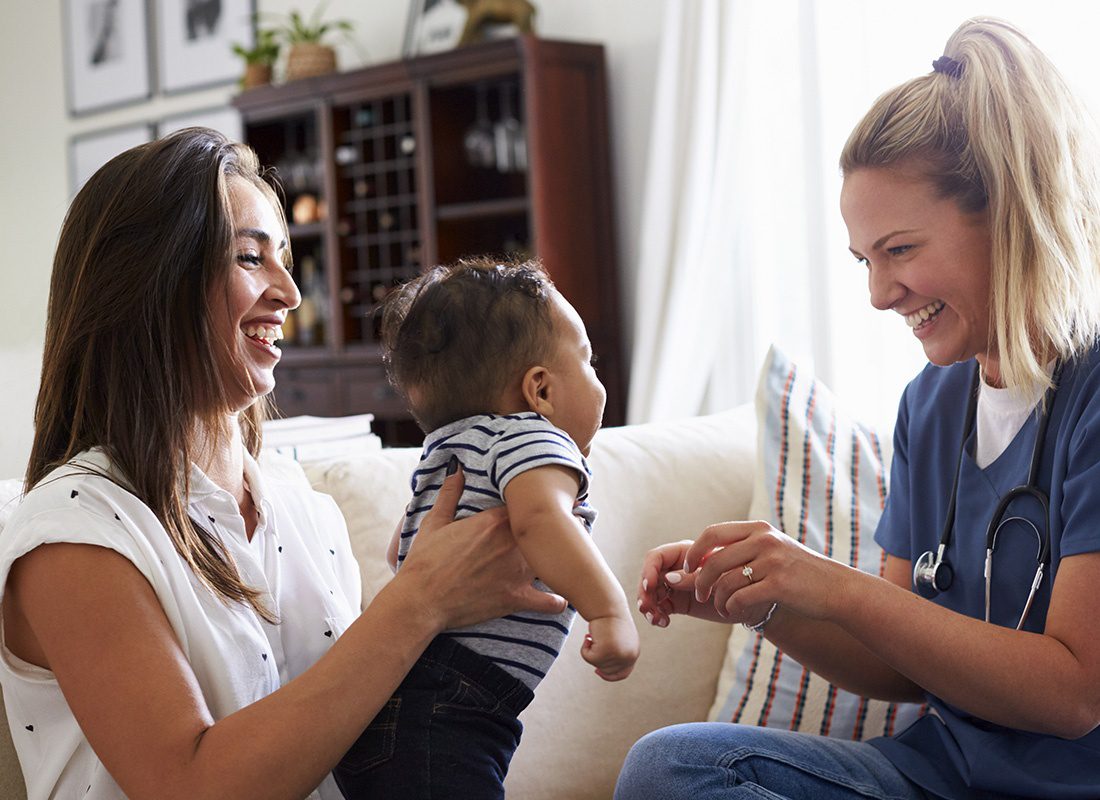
[708,346,923,738]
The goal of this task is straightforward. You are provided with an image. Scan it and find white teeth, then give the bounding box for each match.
[244,324,283,344]
[905,301,945,328]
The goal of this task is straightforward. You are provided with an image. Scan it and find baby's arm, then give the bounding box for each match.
[503,465,639,681]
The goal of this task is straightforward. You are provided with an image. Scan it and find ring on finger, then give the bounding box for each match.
[742,564,754,583]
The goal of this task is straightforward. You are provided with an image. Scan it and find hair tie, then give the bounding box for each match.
[932,55,964,79]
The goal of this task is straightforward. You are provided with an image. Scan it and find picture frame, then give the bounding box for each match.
[69,123,154,196]
[159,105,243,142]
[62,0,153,116]
[403,0,468,58]
[155,0,255,93]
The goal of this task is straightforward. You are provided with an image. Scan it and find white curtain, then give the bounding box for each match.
[627,0,832,424]
[627,0,1100,431]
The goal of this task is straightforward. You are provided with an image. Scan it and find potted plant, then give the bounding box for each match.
[232,28,280,89]
[274,4,355,82]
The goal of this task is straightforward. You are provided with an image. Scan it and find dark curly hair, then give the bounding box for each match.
[380,256,556,432]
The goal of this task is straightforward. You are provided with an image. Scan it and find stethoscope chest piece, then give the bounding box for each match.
[913,547,955,597]
[912,361,1062,629]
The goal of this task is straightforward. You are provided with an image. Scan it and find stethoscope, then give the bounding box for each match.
[912,360,1063,630]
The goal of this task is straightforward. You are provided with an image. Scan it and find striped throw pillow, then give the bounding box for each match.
[707,345,923,739]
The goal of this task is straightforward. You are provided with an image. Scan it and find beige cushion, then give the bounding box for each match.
[302,447,422,605]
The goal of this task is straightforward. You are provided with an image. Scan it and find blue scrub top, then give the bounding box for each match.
[870,347,1100,800]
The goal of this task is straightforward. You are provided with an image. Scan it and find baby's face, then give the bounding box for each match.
[544,291,606,455]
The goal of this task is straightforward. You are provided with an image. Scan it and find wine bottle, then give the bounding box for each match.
[296,256,327,346]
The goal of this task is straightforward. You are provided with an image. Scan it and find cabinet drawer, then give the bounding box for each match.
[344,369,408,417]
[273,368,340,417]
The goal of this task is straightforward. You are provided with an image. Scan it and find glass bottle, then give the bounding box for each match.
[295,256,327,346]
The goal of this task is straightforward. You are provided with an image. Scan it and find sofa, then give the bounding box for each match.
[0,405,758,799]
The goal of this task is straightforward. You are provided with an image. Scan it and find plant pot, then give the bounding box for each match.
[242,63,273,89]
[286,43,337,82]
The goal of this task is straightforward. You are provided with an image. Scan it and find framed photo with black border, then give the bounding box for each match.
[159,106,243,142]
[70,123,154,197]
[155,0,255,93]
[63,0,153,116]
[403,0,467,58]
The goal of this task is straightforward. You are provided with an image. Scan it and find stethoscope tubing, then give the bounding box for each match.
[916,360,1063,629]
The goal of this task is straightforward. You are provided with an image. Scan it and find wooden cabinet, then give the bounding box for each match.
[233,36,624,445]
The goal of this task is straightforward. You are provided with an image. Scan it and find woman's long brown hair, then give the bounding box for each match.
[27,127,284,620]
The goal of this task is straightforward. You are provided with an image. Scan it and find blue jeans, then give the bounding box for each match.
[333,635,534,800]
[614,724,935,800]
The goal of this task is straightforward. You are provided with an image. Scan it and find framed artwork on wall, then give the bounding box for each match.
[69,123,154,196]
[63,0,153,115]
[159,106,243,142]
[155,0,255,93]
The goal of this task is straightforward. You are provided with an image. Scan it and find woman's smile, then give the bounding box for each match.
[841,166,993,369]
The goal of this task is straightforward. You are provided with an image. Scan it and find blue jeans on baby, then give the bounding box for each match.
[614,723,936,800]
[333,635,534,800]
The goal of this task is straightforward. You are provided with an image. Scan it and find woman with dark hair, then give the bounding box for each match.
[0,127,564,799]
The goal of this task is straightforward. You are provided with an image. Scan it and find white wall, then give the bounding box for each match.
[0,0,664,477]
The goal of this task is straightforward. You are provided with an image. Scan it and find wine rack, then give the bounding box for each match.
[233,37,623,445]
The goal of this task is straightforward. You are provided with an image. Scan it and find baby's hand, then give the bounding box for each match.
[582,615,640,681]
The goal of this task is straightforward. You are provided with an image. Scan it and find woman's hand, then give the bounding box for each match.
[685,520,853,623]
[637,540,723,626]
[396,462,567,631]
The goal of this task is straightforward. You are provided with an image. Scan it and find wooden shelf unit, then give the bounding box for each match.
[233,36,624,445]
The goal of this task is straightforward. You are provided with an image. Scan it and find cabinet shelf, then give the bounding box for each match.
[234,36,624,443]
[341,123,416,142]
[288,222,324,239]
[344,193,418,214]
[340,157,416,177]
[435,197,529,221]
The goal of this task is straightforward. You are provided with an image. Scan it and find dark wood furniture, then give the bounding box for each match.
[233,36,624,444]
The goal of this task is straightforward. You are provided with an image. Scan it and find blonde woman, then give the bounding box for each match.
[0,128,564,799]
[622,18,1100,800]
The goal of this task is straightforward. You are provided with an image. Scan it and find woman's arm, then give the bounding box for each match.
[637,539,922,701]
[4,467,565,800]
[749,555,923,702]
[684,521,1100,738]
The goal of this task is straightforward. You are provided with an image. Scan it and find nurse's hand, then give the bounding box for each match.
[397,461,567,631]
[638,539,766,627]
[684,521,852,623]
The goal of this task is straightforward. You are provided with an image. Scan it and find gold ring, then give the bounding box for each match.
[742,565,754,583]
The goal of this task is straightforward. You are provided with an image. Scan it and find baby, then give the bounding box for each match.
[333,257,638,799]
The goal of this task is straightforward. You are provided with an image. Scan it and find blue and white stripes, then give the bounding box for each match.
[713,346,924,739]
[397,412,596,688]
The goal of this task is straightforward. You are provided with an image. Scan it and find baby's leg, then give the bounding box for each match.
[333,636,532,800]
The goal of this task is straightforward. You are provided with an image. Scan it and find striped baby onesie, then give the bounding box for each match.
[396,412,597,688]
